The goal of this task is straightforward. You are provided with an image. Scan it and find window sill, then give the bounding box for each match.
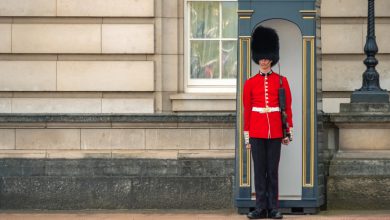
[170,93,236,112]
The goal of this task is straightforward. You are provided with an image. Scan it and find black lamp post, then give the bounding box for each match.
[351,0,389,103]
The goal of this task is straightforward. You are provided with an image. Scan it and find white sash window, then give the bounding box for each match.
[185,0,238,93]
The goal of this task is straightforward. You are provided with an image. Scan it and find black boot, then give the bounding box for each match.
[268,209,283,219]
[247,209,267,219]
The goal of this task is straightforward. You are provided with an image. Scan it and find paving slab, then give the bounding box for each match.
[0,210,390,220]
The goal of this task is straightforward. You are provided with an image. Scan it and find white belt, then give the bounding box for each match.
[252,107,280,113]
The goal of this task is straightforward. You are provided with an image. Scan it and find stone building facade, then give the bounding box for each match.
[0,0,389,210]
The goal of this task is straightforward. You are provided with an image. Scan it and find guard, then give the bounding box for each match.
[243,26,293,219]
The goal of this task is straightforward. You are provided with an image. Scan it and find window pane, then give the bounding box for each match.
[190,2,219,38]
[222,40,237,79]
[222,2,238,38]
[190,40,220,79]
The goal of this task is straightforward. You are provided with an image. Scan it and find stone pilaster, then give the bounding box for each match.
[327,103,390,209]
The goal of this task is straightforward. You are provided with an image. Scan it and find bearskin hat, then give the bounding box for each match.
[251,26,279,66]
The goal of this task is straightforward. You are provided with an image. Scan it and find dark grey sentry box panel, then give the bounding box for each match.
[236,0,323,214]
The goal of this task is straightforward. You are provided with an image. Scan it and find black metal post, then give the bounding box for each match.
[351,0,389,103]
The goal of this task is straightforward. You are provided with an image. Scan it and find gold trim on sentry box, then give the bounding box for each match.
[238,10,254,19]
[239,36,251,187]
[300,10,317,19]
[302,36,315,188]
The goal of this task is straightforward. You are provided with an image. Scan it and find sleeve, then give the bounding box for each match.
[283,77,293,132]
[243,79,252,133]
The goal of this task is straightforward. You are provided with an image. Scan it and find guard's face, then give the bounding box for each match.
[259,59,272,69]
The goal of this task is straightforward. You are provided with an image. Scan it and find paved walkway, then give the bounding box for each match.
[1,210,390,220]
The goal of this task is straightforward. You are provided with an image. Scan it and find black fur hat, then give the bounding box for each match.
[251,26,279,66]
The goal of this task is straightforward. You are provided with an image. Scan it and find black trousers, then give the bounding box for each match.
[250,138,282,210]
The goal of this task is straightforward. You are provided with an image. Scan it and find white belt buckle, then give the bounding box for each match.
[264,107,270,113]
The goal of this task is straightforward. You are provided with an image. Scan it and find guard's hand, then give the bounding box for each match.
[246,143,251,149]
[282,137,290,145]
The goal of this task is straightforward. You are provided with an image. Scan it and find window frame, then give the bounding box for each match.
[184,0,238,93]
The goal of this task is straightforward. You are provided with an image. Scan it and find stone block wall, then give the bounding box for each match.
[2,0,390,115]
[0,157,234,209]
[326,150,390,209]
[0,0,235,114]
[321,0,390,113]
[0,0,236,165]
[0,127,234,152]
[0,2,235,210]
[0,0,173,113]
[0,114,235,158]
[0,113,235,209]
[0,0,158,114]
[320,0,390,208]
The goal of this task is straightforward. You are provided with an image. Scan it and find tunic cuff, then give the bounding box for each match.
[244,131,250,145]
[288,127,293,141]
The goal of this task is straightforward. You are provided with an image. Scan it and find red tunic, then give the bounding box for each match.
[243,72,293,139]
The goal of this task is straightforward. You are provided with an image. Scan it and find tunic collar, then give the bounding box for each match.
[259,70,273,76]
